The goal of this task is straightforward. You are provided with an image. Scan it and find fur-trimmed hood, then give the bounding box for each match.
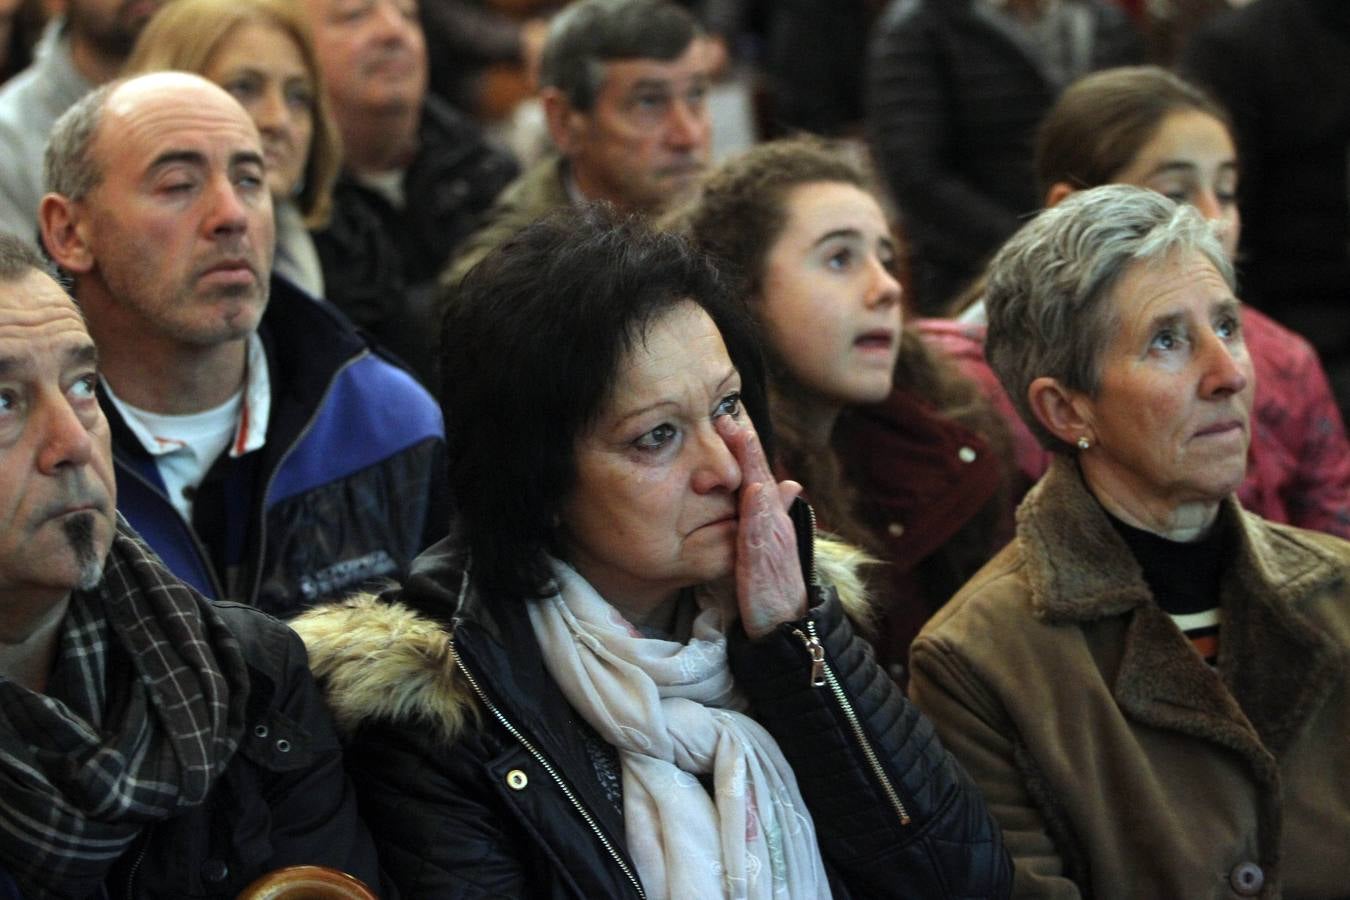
[292,534,876,748]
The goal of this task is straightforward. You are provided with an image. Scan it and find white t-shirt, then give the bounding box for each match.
[103,334,272,524]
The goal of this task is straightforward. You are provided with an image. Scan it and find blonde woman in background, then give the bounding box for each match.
[125,0,341,297]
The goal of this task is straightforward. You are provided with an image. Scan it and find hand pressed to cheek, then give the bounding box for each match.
[714,415,806,638]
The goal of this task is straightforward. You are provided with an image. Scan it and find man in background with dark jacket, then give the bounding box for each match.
[0,233,383,898]
[867,0,1142,314]
[38,72,447,621]
[302,0,518,389]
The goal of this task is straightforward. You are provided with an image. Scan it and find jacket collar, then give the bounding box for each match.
[292,513,877,752]
[1019,457,1344,763]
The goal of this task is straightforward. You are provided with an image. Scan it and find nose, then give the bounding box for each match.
[1198,328,1250,399]
[37,396,94,476]
[691,423,742,495]
[372,0,413,43]
[253,86,289,135]
[206,173,251,238]
[865,254,903,310]
[1191,188,1224,223]
[665,98,707,152]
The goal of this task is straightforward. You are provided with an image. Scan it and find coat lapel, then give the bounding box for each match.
[1021,460,1343,781]
[1220,510,1344,758]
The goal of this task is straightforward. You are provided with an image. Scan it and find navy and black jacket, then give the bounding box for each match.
[102,276,448,619]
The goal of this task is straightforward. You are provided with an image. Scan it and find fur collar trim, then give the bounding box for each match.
[293,535,874,746]
[1017,457,1346,624]
[1018,457,1346,765]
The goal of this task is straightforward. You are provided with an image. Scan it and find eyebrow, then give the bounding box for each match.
[231,149,266,169]
[148,149,208,174]
[625,79,676,95]
[812,228,896,253]
[0,341,98,378]
[1147,160,1238,177]
[611,366,739,428]
[1142,309,1185,337]
[68,343,99,368]
[624,72,709,94]
[147,148,265,175]
[812,228,861,249]
[1143,296,1241,333]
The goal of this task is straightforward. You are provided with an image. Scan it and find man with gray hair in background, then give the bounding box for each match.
[441,0,714,290]
[0,233,382,897]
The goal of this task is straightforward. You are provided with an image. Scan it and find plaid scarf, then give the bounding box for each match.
[0,520,250,899]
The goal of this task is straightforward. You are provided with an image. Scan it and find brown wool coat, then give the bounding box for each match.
[909,457,1350,899]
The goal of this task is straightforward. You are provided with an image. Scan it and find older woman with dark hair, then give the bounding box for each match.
[291,209,1010,898]
[909,184,1350,898]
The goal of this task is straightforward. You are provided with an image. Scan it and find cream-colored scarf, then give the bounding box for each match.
[527,559,829,899]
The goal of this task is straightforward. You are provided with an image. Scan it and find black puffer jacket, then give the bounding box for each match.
[312,96,518,389]
[293,509,1010,898]
[105,601,386,898]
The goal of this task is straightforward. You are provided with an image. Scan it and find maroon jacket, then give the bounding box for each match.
[806,389,1010,680]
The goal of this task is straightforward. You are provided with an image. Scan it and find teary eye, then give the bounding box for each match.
[633,423,677,451]
[713,391,741,419]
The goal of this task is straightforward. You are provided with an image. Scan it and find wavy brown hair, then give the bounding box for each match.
[681,137,1011,579]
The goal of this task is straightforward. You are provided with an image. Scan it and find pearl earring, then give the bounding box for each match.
[1077,435,1091,451]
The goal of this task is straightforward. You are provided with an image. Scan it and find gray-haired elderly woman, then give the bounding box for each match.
[908,184,1350,899]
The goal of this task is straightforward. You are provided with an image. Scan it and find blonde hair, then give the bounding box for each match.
[124,0,341,227]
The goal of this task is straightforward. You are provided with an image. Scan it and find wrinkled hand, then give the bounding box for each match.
[715,414,807,639]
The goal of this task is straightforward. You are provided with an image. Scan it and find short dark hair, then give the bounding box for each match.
[0,232,59,283]
[442,206,770,602]
[539,0,702,111]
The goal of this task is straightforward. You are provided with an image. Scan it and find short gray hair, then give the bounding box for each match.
[984,184,1235,453]
[0,232,58,282]
[539,0,702,111]
[44,80,123,201]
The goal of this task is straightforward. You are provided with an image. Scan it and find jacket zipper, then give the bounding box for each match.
[246,351,368,604]
[792,620,912,827]
[451,642,647,899]
[123,827,150,898]
[115,464,228,600]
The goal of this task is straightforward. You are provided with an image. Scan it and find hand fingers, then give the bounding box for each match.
[777,479,802,509]
[743,482,770,550]
[714,413,775,487]
[735,479,809,639]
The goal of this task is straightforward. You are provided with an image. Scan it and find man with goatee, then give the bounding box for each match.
[0,233,383,898]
